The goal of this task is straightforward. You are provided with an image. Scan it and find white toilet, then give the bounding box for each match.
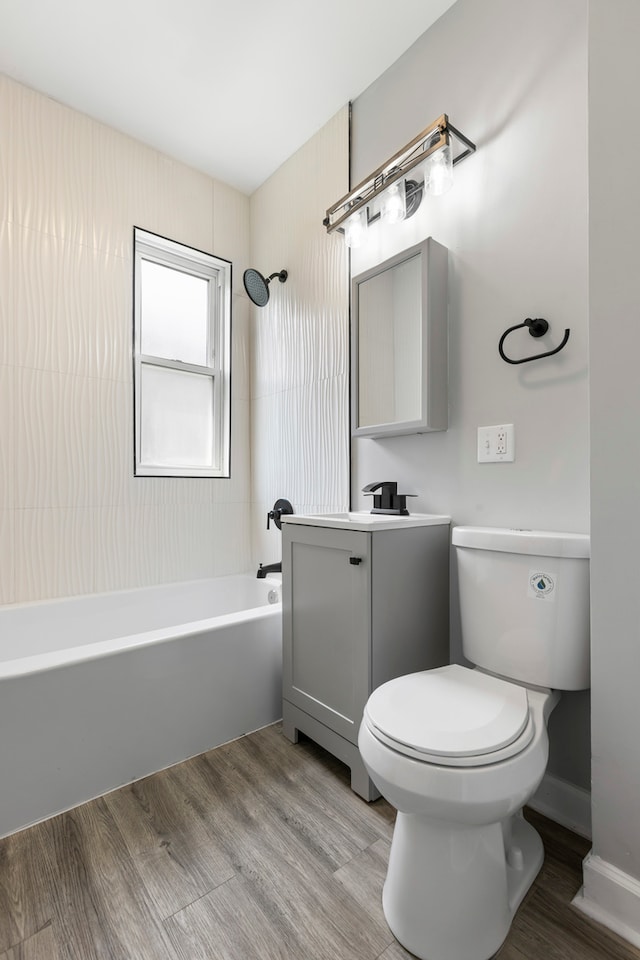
[358,526,590,960]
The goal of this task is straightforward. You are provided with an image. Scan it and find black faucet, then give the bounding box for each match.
[258,498,293,578]
[362,481,417,516]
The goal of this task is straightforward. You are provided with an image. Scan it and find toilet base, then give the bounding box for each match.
[382,810,543,960]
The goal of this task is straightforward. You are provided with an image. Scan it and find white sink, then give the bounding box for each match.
[281,511,450,531]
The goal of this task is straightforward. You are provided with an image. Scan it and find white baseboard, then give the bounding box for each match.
[573,853,640,949]
[528,771,592,838]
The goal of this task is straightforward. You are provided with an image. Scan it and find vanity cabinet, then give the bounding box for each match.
[281,514,450,800]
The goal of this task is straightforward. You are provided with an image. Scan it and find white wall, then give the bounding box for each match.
[575,0,640,944]
[249,109,350,568]
[350,0,591,792]
[0,75,252,602]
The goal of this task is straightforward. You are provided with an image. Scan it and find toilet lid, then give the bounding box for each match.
[365,664,531,760]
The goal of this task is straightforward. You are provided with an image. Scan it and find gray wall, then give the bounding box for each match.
[589,0,640,883]
[350,0,591,788]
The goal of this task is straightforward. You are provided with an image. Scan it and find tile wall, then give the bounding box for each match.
[0,74,252,603]
[249,108,350,566]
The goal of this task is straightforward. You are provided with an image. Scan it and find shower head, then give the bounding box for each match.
[243,268,288,307]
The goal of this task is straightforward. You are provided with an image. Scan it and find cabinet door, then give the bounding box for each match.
[282,524,370,745]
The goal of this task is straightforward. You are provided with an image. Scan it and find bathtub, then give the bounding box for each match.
[0,574,282,838]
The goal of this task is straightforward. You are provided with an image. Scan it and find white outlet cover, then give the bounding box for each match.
[478,424,515,462]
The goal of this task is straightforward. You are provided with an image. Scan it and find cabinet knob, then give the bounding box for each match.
[349,556,363,565]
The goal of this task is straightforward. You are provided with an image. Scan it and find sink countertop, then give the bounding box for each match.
[281,512,451,532]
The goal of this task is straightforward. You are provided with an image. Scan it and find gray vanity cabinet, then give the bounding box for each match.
[281,515,450,801]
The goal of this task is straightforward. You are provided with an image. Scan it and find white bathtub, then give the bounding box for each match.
[0,574,282,838]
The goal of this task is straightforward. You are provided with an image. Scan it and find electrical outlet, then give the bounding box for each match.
[478,424,515,462]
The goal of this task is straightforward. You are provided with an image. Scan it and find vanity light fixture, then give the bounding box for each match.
[324,113,475,247]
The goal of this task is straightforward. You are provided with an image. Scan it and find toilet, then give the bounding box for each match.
[358,526,590,960]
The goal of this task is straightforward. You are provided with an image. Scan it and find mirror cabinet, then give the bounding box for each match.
[351,237,448,438]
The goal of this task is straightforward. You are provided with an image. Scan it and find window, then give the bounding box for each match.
[133,229,231,477]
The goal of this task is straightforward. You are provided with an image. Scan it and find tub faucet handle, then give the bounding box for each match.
[266,498,294,530]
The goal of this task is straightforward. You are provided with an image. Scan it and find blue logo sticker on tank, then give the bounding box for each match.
[529,572,555,599]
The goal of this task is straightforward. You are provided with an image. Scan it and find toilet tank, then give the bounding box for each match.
[452,527,590,690]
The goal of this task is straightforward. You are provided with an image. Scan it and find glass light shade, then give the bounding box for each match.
[381,179,407,224]
[343,208,367,248]
[425,143,454,196]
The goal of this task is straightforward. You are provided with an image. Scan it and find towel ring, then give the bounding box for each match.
[498,318,570,365]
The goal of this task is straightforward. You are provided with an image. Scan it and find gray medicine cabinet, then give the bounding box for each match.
[351,237,448,439]
[281,512,450,801]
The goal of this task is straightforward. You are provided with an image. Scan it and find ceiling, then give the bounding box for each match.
[0,0,458,195]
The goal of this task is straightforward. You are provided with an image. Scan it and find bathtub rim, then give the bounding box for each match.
[0,575,282,681]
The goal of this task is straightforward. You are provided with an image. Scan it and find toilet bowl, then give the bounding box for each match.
[358,526,590,960]
[359,666,558,960]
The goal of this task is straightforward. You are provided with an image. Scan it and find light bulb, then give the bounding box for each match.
[343,208,367,248]
[425,144,453,196]
[381,180,406,224]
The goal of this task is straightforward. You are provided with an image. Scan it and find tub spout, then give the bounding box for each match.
[257,561,281,579]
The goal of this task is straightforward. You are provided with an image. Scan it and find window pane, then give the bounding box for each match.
[141,259,209,365]
[140,365,214,467]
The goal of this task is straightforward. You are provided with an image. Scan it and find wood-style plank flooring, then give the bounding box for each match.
[0,722,638,960]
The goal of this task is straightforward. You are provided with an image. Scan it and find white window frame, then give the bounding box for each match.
[133,228,232,478]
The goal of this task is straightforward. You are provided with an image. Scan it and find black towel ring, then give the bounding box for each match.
[498,318,570,365]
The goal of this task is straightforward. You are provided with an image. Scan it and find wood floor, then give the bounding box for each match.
[0,722,638,960]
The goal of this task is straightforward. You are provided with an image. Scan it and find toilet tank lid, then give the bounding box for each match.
[452,526,590,558]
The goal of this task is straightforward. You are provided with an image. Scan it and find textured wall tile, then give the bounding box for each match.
[212,179,250,297]
[126,474,233,510]
[251,377,349,511]
[8,82,93,245]
[251,296,296,400]
[157,504,217,584]
[13,226,94,376]
[280,378,349,506]
[126,475,187,509]
[94,378,131,507]
[0,219,15,368]
[295,502,351,516]
[94,504,160,593]
[1,77,254,603]
[231,293,250,401]
[249,107,349,565]
[252,286,349,399]
[166,478,218,507]
[0,509,14,604]
[15,507,97,601]
[211,503,251,577]
[92,122,160,259]
[250,394,285,505]
[212,397,250,504]
[15,368,99,509]
[92,249,132,382]
[0,364,14,511]
[157,155,215,254]
[250,223,349,399]
[0,77,9,225]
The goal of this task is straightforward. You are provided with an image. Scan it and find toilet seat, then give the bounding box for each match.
[364,664,535,768]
